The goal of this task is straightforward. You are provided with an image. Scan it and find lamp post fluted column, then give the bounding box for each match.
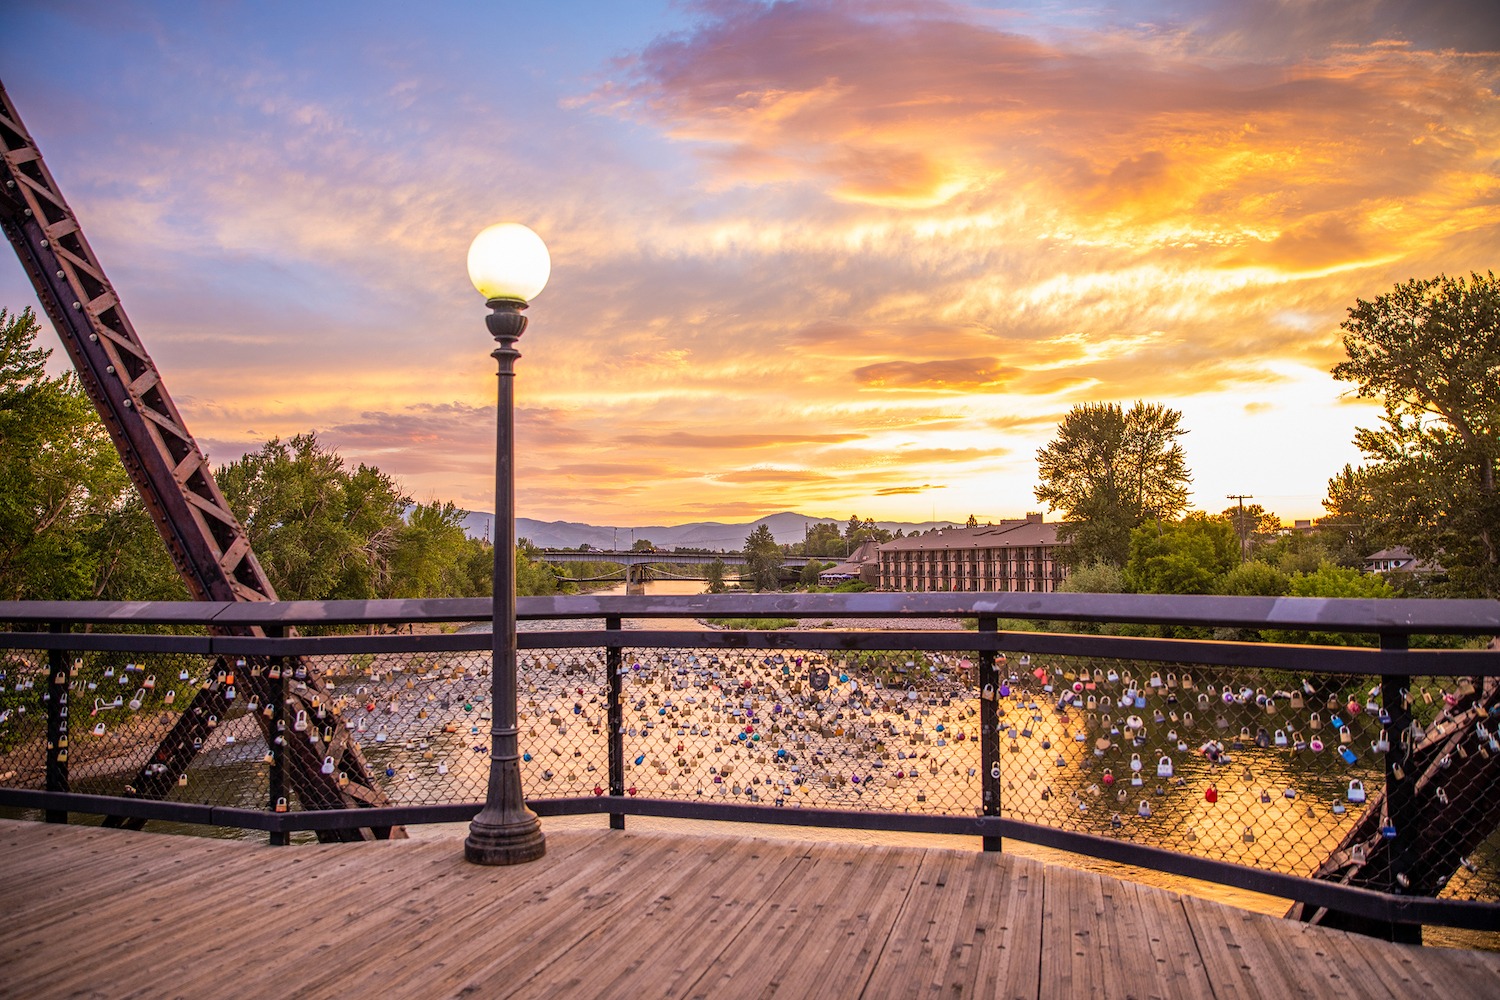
[463,222,550,866]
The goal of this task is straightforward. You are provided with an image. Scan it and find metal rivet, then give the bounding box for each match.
[72,301,82,310]
[106,365,116,374]
[40,239,49,248]
[56,270,65,279]
[88,333,98,342]
[123,399,133,408]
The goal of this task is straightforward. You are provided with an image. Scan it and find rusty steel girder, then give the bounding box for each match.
[0,80,399,839]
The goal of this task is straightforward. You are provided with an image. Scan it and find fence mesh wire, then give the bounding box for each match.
[2,628,1496,905]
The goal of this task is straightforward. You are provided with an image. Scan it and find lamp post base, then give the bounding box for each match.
[464,813,546,866]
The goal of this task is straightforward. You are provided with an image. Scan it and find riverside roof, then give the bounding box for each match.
[878,519,1059,552]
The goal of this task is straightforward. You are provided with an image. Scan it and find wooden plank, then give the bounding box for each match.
[1180,893,1366,1000]
[858,847,1045,1000]
[1115,880,1214,999]
[971,853,1046,1000]
[518,836,812,998]
[1316,922,1500,998]
[1037,862,1213,1000]
[678,841,923,999]
[360,832,725,999]
[1038,863,1094,999]
[145,839,516,999]
[3,831,306,993]
[169,831,612,999]
[2,818,1497,1000]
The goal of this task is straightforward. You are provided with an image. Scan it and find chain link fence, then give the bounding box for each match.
[2,620,1497,909]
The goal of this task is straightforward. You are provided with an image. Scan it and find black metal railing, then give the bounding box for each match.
[2,592,1498,935]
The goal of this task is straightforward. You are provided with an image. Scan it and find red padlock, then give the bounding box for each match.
[593,785,604,796]
[1205,785,1218,803]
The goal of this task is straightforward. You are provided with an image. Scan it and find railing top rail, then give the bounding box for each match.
[1,592,1498,633]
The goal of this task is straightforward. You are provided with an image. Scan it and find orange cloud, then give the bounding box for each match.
[852,357,1017,390]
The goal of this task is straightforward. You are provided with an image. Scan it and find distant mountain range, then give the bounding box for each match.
[457,510,967,551]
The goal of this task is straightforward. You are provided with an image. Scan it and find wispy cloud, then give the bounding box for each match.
[6,0,1494,525]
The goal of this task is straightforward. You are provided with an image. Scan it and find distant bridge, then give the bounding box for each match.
[535,549,818,590]
[535,550,816,569]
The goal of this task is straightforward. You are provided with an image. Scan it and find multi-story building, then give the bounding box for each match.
[876,515,1065,593]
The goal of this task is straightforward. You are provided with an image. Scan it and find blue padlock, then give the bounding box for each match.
[1339,746,1358,765]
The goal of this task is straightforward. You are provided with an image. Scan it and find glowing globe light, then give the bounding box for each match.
[466,222,550,302]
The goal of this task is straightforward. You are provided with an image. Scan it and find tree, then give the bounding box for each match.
[1034,401,1192,568]
[0,307,184,601]
[801,521,844,557]
[1329,272,1500,597]
[965,514,979,528]
[217,433,408,600]
[1124,514,1237,595]
[389,501,473,598]
[799,559,829,587]
[744,523,783,591]
[1215,560,1291,597]
[1220,502,1280,560]
[705,557,727,593]
[1058,561,1127,594]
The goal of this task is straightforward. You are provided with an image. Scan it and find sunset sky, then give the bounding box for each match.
[3,1,1497,528]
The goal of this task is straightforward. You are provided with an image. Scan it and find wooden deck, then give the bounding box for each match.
[2,818,1497,999]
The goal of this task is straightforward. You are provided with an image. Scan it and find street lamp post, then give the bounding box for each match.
[464,222,550,866]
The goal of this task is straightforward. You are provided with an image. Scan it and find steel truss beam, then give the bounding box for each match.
[0,81,396,839]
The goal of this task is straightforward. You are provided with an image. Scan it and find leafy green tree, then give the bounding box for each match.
[841,514,893,550]
[800,521,845,557]
[1288,563,1396,600]
[1124,514,1237,594]
[1220,502,1280,560]
[1330,271,1500,597]
[1035,401,1191,568]
[217,433,408,600]
[88,495,189,601]
[0,307,184,600]
[744,523,783,591]
[1254,525,1351,576]
[1215,560,1292,597]
[631,538,656,552]
[1058,561,1127,594]
[1259,564,1397,646]
[516,548,559,596]
[705,556,727,593]
[799,559,829,587]
[389,501,473,597]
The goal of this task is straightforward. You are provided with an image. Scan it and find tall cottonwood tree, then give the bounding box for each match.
[1329,271,1500,597]
[217,433,410,601]
[1034,401,1191,568]
[0,307,183,600]
[744,523,783,591]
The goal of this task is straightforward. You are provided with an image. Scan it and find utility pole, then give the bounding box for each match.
[1227,494,1253,563]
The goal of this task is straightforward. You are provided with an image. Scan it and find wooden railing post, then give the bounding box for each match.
[267,625,289,846]
[606,615,625,830]
[45,622,69,824]
[978,615,1001,851]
